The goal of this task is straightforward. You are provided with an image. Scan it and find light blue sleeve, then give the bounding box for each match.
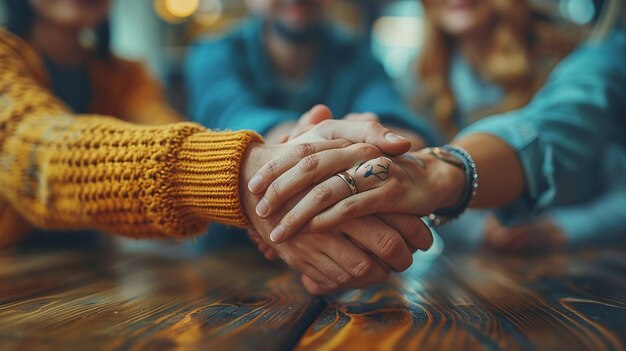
[550,144,626,247]
[550,189,626,248]
[458,31,626,224]
[350,53,442,146]
[185,40,299,135]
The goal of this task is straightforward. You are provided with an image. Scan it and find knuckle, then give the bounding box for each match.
[364,120,381,130]
[318,119,333,128]
[299,154,319,172]
[265,159,278,175]
[335,273,352,285]
[364,112,379,121]
[351,259,374,279]
[295,143,315,158]
[312,184,333,203]
[401,217,423,239]
[266,181,281,199]
[336,138,352,148]
[281,214,296,231]
[377,233,403,260]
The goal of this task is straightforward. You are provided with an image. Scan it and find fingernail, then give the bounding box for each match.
[248,174,264,193]
[270,224,286,243]
[385,133,408,142]
[255,198,269,217]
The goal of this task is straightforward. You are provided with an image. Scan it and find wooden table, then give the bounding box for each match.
[0,244,625,351]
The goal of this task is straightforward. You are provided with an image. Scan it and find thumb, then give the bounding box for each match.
[298,104,333,127]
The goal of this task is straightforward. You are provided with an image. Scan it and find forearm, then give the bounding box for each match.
[1,113,261,238]
[451,133,525,208]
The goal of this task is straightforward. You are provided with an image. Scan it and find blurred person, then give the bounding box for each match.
[185,0,439,147]
[244,21,626,266]
[245,0,622,255]
[264,0,626,253]
[0,0,435,295]
[185,0,440,253]
[411,0,626,253]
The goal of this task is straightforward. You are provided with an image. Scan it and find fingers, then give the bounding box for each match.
[308,119,411,156]
[296,260,343,293]
[377,213,433,252]
[257,143,383,218]
[270,156,398,241]
[248,139,351,194]
[339,216,413,272]
[282,236,367,293]
[299,104,333,126]
[300,232,392,295]
[324,232,391,284]
[278,134,290,143]
[301,274,330,295]
[287,124,315,141]
[285,106,333,142]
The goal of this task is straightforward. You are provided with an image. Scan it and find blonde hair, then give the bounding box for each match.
[416,0,580,140]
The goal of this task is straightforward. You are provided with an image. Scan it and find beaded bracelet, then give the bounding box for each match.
[427,145,479,226]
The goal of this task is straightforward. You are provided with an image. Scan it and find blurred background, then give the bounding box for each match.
[0,0,603,115]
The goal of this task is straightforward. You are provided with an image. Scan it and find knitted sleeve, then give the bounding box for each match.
[0,32,262,240]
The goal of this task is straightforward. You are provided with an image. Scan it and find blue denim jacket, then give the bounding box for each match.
[458,30,626,246]
[185,18,439,145]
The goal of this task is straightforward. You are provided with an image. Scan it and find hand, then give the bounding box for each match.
[282,108,426,152]
[248,106,412,195]
[278,107,380,143]
[240,138,432,294]
[483,216,567,254]
[253,148,466,243]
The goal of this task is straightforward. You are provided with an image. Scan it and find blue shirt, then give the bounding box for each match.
[185,18,439,145]
[459,30,626,246]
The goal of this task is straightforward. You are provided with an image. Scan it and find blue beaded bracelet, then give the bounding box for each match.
[427,145,479,226]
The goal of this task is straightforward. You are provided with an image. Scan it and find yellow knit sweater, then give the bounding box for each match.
[0,29,262,247]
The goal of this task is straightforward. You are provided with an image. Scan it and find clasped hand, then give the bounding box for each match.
[240,106,436,295]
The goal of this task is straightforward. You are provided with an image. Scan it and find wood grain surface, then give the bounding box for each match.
[0,245,624,351]
[296,250,626,351]
[0,247,324,351]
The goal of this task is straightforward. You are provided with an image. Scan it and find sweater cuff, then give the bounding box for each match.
[174,129,263,229]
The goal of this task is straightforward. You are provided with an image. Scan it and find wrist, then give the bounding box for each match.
[423,154,467,211]
[239,142,267,221]
[174,130,262,228]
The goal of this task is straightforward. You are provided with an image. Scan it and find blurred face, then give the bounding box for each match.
[245,0,328,34]
[423,0,495,37]
[29,0,111,30]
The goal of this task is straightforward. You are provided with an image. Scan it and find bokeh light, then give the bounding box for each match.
[193,0,223,26]
[559,0,595,24]
[166,0,199,18]
[154,0,200,23]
